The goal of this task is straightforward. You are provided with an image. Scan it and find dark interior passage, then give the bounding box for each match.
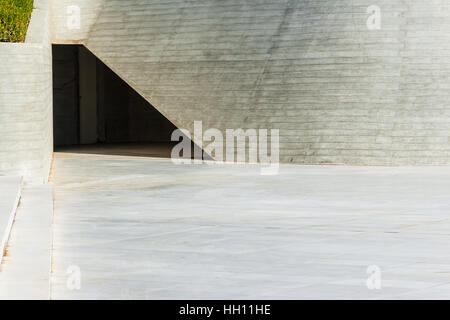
[52,45,178,157]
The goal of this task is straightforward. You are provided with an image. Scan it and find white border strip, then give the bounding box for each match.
[0,178,22,265]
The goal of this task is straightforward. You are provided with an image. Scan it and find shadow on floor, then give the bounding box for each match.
[55,142,210,160]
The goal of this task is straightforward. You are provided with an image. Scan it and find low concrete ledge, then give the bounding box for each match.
[0,0,53,183]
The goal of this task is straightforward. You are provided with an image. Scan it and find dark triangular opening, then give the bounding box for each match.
[52,44,204,159]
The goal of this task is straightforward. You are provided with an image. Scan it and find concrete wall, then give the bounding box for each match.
[51,0,105,44]
[0,0,53,183]
[50,0,450,165]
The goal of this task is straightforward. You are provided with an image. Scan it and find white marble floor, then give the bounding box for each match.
[0,185,53,299]
[49,151,450,299]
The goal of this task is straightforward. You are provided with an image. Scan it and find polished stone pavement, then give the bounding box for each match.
[0,185,53,299]
[49,151,450,299]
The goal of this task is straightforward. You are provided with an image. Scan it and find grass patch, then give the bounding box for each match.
[0,0,34,42]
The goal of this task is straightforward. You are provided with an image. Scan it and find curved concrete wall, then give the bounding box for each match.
[53,0,450,165]
[0,0,53,182]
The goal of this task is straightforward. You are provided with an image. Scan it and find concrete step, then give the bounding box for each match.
[0,176,22,264]
[0,184,53,300]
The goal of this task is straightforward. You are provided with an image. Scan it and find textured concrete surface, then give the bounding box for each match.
[50,151,450,299]
[0,185,53,300]
[51,0,106,43]
[5,0,450,180]
[51,0,450,165]
[0,0,53,182]
[0,176,22,265]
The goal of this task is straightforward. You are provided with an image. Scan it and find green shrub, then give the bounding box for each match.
[0,0,34,42]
